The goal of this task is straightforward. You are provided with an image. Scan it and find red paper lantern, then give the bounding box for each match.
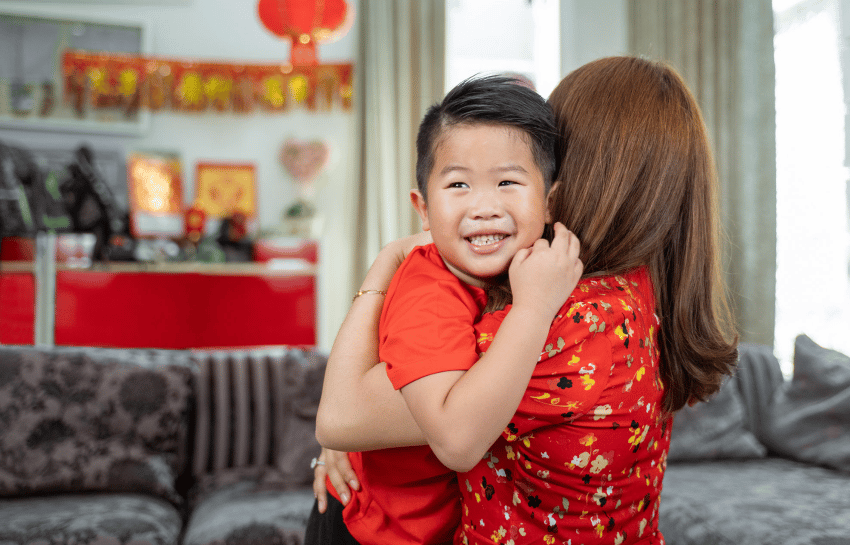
[257,0,353,65]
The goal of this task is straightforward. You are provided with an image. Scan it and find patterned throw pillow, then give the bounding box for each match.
[0,346,193,504]
[763,335,850,472]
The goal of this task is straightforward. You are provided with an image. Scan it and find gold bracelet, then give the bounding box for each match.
[352,289,387,302]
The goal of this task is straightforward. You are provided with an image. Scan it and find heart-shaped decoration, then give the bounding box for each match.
[280,138,330,184]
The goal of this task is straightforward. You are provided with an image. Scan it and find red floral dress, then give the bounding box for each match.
[457,268,672,545]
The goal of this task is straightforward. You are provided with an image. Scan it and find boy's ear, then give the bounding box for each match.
[410,189,430,231]
[545,181,560,224]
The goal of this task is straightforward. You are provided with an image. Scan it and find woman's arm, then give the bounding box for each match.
[315,232,431,452]
[400,224,583,471]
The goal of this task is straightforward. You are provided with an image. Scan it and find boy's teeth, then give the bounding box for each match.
[468,234,507,246]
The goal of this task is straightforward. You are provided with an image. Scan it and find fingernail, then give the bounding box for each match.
[350,479,359,490]
[341,492,349,504]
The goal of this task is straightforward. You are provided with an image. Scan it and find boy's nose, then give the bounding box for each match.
[469,193,504,220]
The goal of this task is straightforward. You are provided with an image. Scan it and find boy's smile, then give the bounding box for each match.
[411,123,549,288]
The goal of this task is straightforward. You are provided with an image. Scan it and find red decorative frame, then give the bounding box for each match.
[194,162,258,221]
[127,151,185,238]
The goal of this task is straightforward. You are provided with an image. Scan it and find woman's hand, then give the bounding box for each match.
[509,222,583,321]
[381,231,433,272]
[312,448,360,513]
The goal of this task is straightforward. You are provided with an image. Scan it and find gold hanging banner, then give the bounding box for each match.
[62,50,353,118]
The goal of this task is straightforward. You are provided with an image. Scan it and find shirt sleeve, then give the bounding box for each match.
[383,278,481,390]
[505,300,621,439]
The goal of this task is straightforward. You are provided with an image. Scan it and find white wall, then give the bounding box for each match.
[0,0,358,350]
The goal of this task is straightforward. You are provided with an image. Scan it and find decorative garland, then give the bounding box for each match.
[61,50,353,118]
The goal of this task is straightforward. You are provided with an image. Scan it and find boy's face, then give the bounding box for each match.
[411,124,548,288]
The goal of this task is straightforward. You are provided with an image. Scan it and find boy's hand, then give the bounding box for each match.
[508,222,582,321]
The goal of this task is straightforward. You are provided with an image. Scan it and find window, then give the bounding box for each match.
[0,10,149,134]
[445,0,560,97]
[773,0,850,373]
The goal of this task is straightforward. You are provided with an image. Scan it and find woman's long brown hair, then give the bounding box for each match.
[547,56,738,412]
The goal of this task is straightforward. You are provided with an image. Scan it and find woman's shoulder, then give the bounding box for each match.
[476,269,656,342]
[573,268,651,300]
[548,268,656,340]
[568,268,653,311]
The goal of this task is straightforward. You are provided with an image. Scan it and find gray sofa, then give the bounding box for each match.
[0,344,325,545]
[659,336,850,544]
[2,336,847,545]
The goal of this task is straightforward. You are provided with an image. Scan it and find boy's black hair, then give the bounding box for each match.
[415,74,557,199]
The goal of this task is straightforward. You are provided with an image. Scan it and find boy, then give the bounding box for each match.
[308,76,582,544]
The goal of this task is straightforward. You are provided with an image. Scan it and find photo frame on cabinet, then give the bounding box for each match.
[0,7,151,135]
[127,151,185,238]
[194,162,258,225]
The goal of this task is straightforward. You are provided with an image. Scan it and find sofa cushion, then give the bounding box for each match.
[189,347,325,485]
[0,346,193,504]
[0,493,182,545]
[763,335,850,472]
[730,342,785,443]
[183,467,315,545]
[667,373,766,462]
[659,458,850,545]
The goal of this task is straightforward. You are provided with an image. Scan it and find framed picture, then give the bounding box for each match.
[0,7,151,135]
[194,162,257,224]
[127,151,184,238]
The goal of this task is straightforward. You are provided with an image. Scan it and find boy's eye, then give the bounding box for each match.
[499,180,518,186]
[448,182,468,189]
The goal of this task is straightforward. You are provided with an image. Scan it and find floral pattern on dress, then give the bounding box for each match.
[459,269,672,545]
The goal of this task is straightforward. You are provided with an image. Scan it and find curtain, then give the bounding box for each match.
[628,0,777,346]
[322,0,445,347]
[352,0,446,283]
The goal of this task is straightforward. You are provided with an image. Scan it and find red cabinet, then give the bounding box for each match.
[0,269,36,345]
[1,262,316,349]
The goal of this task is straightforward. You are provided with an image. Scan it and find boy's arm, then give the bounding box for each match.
[400,223,583,472]
[315,233,431,452]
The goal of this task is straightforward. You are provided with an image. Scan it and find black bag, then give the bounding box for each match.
[0,141,37,236]
[0,141,75,236]
[59,145,127,260]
